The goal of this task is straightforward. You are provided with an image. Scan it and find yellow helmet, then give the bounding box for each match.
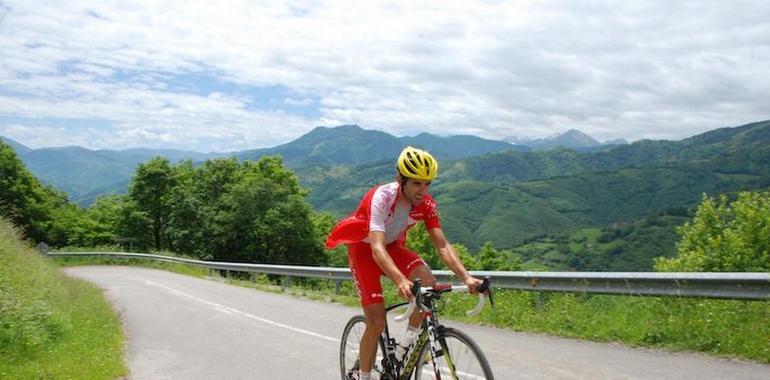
[397,146,439,180]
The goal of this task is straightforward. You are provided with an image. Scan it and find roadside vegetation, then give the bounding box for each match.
[0,218,126,379]
[53,253,770,364]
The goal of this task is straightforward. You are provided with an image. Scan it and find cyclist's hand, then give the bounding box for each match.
[397,278,414,301]
[464,276,484,295]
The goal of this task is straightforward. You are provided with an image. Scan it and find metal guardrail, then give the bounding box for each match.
[47,252,770,300]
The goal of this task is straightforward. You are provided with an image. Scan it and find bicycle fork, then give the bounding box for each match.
[427,324,460,380]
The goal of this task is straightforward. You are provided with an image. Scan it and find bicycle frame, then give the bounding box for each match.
[342,278,493,380]
[380,297,453,379]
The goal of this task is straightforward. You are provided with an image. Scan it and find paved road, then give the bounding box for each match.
[65,266,769,380]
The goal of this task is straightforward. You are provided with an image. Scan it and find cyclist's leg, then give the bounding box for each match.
[348,242,388,375]
[360,303,386,373]
[388,243,436,328]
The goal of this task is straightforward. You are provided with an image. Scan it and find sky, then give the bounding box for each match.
[0,1,768,153]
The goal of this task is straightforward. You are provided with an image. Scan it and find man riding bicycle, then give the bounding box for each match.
[326,146,483,380]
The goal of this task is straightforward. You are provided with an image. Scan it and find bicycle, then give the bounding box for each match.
[340,278,495,379]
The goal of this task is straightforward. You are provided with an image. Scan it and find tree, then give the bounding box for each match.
[476,242,521,271]
[220,156,321,264]
[477,242,501,270]
[72,195,128,247]
[165,160,203,256]
[129,157,174,250]
[313,212,346,266]
[0,140,80,245]
[655,191,770,272]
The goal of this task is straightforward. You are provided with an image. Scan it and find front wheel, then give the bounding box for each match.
[413,327,494,380]
[340,315,366,380]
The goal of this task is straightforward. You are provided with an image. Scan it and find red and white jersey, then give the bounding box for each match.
[325,182,441,249]
[366,182,439,244]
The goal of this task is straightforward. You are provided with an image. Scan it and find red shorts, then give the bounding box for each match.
[347,242,426,307]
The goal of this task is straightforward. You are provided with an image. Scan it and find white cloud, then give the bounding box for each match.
[0,0,768,151]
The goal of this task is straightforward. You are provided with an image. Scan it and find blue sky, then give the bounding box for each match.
[1,1,768,152]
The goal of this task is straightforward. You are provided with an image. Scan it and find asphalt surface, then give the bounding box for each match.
[65,266,770,380]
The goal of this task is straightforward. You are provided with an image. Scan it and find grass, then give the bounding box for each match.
[52,251,770,365]
[439,290,770,364]
[0,220,126,379]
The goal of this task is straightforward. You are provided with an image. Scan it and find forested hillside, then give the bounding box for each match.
[2,125,518,206]
[300,121,770,269]
[4,120,769,271]
[0,137,221,206]
[0,141,82,245]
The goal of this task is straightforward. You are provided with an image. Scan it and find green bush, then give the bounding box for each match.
[656,190,770,271]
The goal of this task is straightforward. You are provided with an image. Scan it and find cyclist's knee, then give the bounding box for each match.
[363,304,387,333]
[365,315,387,333]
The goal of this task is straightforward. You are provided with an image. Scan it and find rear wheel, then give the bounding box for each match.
[413,327,494,379]
[340,315,366,380]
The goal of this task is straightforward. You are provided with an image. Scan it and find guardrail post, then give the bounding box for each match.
[284,275,292,290]
[335,280,342,295]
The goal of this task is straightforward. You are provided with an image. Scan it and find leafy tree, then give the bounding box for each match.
[159,156,323,265]
[0,140,82,246]
[477,242,501,270]
[655,191,770,272]
[129,157,174,250]
[71,195,130,247]
[105,196,152,251]
[165,160,202,255]
[184,158,242,258]
[313,212,345,266]
[218,156,321,264]
[476,242,520,270]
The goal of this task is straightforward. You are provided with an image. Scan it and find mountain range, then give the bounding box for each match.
[297,120,770,254]
[236,124,523,166]
[1,126,623,205]
[504,129,628,150]
[3,120,770,270]
[0,137,225,205]
[1,126,522,205]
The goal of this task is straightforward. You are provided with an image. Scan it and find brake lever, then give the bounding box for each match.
[479,277,495,309]
[395,278,423,322]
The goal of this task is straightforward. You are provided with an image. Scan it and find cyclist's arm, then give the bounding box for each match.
[427,227,482,293]
[369,231,413,300]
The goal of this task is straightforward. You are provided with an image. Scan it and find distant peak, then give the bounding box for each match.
[603,138,629,145]
[334,124,363,130]
[558,129,593,138]
[309,124,362,132]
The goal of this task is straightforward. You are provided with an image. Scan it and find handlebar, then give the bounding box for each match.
[394,277,493,322]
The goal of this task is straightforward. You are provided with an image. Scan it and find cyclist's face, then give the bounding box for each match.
[402,178,432,205]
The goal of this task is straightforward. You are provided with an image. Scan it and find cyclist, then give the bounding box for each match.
[326,146,483,380]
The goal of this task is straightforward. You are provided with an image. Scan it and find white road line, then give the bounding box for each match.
[135,277,339,343]
[136,277,486,379]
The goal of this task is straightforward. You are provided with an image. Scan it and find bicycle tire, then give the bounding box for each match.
[413,327,494,380]
[340,315,366,380]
